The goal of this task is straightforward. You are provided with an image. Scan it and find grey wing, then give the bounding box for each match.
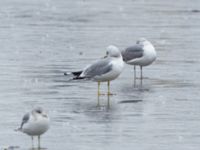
[83,59,113,78]
[20,113,30,129]
[122,45,144,62]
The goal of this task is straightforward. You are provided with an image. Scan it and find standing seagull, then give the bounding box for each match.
[16,107,50,148]
[65,45,124,96]
[121,38,156,83]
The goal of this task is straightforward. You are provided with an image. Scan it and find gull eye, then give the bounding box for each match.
[36,110,42,114]
[106,51,109,55]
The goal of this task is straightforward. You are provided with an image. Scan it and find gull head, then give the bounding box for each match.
[136,38,150,45]
[32,107,48,118]
[106,45,121,58]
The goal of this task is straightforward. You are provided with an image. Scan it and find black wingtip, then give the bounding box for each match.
[64,71,82,76]
[72,71,82,76]
[73,77,85,80]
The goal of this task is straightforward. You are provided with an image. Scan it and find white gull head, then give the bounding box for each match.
[136,38,151,46]
[106,45,122,58]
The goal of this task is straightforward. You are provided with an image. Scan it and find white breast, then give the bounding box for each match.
[22,115,50,136]
[142,44,157,66]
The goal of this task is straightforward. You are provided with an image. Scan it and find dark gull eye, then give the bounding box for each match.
[36,109,42,114]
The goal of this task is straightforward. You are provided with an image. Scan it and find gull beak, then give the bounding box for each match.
[100,55,107,59]
[103,52,109,58]
[103,55,108,58]
[42,114,48,118]
[101,51,109,59]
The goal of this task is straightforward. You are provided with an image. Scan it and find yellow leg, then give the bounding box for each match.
[97,94,100,106]
[107,94,110,108]
[107,81,111,95]
[107,81,116,95]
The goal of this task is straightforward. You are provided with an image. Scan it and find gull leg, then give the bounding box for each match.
[107,81,111,108]
[97,82,105,96]
[38,136,40,149]
[140,66,143,86]
[97,94,100,106]
[97,82,100,106]
[107,81,115,95]
[107,94,110,109]
[31,136,34,148]
[107,81,111,95]
[134,65,136,79]
[134,65,136,87]
[140,66,143,80]
[97,82,101,96]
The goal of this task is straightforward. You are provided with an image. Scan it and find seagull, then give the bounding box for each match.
[64,45,124,96]
[121,38,156,82]
[16,107,50,148]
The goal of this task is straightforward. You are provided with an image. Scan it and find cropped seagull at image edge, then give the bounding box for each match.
[121,38,156,82]
[15,107,50,149]
[64,45,124,96]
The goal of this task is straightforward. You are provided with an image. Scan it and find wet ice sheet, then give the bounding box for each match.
[0,0,200,149]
